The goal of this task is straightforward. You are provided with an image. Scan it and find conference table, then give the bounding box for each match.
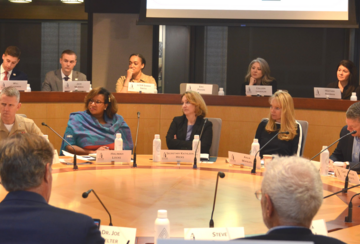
[0,155,358,243]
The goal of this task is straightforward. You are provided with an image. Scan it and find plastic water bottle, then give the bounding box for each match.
[218,87,225,96]
[25,84,31,92]
[114,133,123,151]
[350,92,357,101]
[43,135,49,142]
[153,134,161,162]
[154,210,170,244]
[89,85,92,92]
[320,146,329,176]
[250,138,260,156]
[192,135,201,160]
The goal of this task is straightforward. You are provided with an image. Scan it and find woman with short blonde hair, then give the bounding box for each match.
[254,90,303,157]
[166,91,213,154]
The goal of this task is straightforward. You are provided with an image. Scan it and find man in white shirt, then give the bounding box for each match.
[1,46,28,81]
[41,49,87,91]
[0,87,42,140]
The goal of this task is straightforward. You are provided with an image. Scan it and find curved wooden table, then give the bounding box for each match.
[0,155,358,243]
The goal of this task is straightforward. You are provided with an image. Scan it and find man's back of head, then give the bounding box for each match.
[261,156,323,228]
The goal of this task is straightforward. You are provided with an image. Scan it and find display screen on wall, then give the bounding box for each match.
[146,0,348,20]
[138,0,358,28]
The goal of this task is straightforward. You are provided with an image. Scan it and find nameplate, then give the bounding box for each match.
[310,219,328,236]
[63,81,90,92]
[228,151,261,169]
[314,87,341,99]
[128,82,155,93]
[0,80,27,91]
[245,85,272,96]
[184,227,244,240]
[334,166,360,184]
[186,84,213,94]
[96,150,131,163]
[100,225,136,244]
[160,150,194,162]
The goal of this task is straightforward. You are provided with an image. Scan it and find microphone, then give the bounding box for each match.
[310,130,356,161]
[133,112,140,168]
[42,122,78,170]
[82,189,113,226]
[345,192,360,222]
[324,183,360,199]
[343,161,360,193]
[193,118,208,169]
[209,171,225,228]
[251,131,289,174]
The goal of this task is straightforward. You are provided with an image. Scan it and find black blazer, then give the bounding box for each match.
[240,227,345,244]
[330,125,360,169]
[166,115,213,154]
[9,67,28,80]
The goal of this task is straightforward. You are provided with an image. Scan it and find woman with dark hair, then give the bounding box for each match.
[116,53,157,93]
[241,57,277,96]
[60,87,133,155]
[327,60,359,99]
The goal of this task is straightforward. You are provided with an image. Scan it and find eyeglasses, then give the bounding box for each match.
[89,100,105,105]
[254,189,263,201]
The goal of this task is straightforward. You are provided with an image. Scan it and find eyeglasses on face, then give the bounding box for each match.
[255,189,263,201]
[89,99,105,105]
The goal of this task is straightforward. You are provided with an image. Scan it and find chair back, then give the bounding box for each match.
[207,118,222,157]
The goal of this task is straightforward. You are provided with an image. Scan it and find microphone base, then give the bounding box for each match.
[345,216,352,223]
[209,219,214,228]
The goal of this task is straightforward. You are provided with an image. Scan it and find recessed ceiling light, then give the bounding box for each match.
[61,0,84,3]
[9,0,31,3]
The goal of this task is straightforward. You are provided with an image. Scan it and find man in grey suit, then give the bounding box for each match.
[42,49,87,91]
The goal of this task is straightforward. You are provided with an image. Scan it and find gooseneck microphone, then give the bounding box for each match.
[251,131,289,174]
[343,161,360,193]
[42,122,78,170]
[345,192,360,222]
[209,172,225,228]
[133,112,140,168]
[82,189,113,226]
[193,118,208,169]
[324,183,360,199]
[310,130,356,161]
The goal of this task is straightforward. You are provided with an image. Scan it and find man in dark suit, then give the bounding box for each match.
[240,156,344,244]
[0,133,104,244]
[42,49,87,91]
[330,101,360,170]
[1,46,28,81]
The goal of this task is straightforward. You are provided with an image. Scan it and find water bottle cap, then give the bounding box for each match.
[157,209,167,218]
[219,87,224,91]
[322,146,327,150]
[194,135,199,139]
[116,133,122,138]
[155,134,160,139]
[43,135,48,140]
[27,84,30,87]
[253,138,258,143]
[352,92,356,96]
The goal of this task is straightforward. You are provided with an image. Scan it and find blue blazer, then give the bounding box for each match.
[0,191,104,244]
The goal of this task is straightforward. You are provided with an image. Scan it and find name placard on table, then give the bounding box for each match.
[228,151,261,169]
[245,85,272,96]
[63,81,91,92]
[96,150,132,163]
[128,82,155,93]
[186,84,213,94]
[314,87,341,99]
[0,80,27,91]
[160,150,194,162]
[184,227,245,240]
[334,166,360,184]
[100,225,136,244]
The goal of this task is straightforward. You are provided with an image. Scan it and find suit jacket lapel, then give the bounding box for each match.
[56,69,63,92]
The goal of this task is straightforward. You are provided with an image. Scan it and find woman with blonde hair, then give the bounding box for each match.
[166,91,213,154]
[254,90,303,157]
[241,57,277,95]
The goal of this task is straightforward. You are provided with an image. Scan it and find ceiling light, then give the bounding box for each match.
[9,0,31,3]
[61,0,84,3]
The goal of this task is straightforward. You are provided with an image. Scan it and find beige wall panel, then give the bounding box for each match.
[92,14,153,92]
[160,105,181,120]
[296,109,345,126]
[160,119,173,149]
[208,106,269,122]
[46,103,83,119]
[118,104,161,119]
[19,103,47,119]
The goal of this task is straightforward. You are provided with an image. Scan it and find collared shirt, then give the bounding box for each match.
[0,65,12,81]
[115,73,157,92]
[352,136,360,163]
[0,114,43,140]
[61,70,73,81]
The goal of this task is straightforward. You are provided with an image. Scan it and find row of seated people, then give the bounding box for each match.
[0,84,359,172]
[1,46,358,99]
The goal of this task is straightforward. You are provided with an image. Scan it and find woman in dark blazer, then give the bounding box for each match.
[166,91,213,154]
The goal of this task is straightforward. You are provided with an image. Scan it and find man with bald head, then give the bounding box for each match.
[243,156,344,244]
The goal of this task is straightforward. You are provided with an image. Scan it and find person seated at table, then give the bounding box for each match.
[116,54,157,93]
[327,60,359,100]
[166,91,213,154]
[60,87,133,155]
[240,57,277,96]
[254,90,303,157]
